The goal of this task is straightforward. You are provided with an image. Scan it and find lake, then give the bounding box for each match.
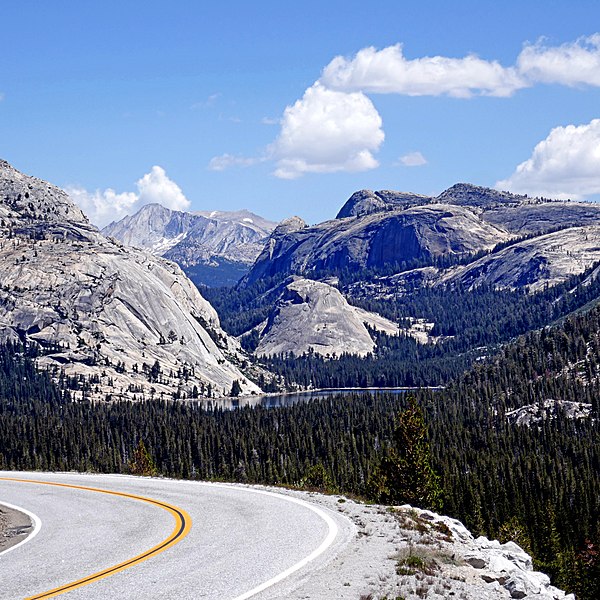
[206,387,430,410]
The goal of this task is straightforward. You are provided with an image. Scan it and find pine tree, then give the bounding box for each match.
[368,396,442,510]
[128,439,158,477]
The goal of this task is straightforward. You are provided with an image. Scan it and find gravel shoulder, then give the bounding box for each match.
[257,486,573,600]
[0,502,34,554]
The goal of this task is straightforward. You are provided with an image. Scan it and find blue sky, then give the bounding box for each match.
[2,1,600,226]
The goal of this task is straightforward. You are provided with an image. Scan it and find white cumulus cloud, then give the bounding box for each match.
[65,165,191,227]
[65,187,139,228]
[270,83,384,179]
[320,44,527,98]
[496,119,600,199]
[398,151,428,167]
[136,166,190,211]
[518,34,600,87]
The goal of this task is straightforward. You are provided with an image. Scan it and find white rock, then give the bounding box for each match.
[504,570,541,598]
[0,160,262,401]
[254,277,400,358]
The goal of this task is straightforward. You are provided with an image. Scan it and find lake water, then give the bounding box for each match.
[207,388,419,410]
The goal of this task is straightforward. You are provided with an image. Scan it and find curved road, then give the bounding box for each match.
[0,472,353,599]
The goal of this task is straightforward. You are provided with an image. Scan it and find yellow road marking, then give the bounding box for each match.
[0,477,192,599]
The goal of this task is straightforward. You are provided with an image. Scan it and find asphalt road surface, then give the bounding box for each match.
[0,472,352,599]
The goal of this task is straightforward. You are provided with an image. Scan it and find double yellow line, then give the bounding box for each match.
[0,477,192,599]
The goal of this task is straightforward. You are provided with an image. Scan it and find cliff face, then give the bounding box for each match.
[0,160,261,400]
[439,225,600,291]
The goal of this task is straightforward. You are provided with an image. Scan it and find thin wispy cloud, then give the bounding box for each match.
[397,151,428,167]
[191,93,221,110]
[208,154,265,171]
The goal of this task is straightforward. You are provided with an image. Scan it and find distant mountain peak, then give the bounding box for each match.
[103,202,277,286]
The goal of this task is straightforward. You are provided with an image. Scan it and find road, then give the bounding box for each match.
[0,472,353,599]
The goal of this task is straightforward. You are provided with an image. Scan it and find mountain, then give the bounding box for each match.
[245,202,511,286]
[352,224,600,299]
[103,203,277,287]
[0,159,262,401]
[243,184,600,290]
[204,183,600,385]
[440,225,600,291]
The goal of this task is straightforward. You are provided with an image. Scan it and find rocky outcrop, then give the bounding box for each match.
[336,189,430,218]
[0,159,89,225]
[103,203,276,286]
[391,505,573,600]
[280,489,572,600]
[506,400,592,426]
[252,278,399,357]
[0,160,262,401]
[436,183,528,209]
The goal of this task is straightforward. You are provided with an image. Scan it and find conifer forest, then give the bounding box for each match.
[2,296,600,598]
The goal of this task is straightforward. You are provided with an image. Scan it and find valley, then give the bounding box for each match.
[1,160,599,599]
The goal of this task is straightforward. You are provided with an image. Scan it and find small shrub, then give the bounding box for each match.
[395,545,440,576]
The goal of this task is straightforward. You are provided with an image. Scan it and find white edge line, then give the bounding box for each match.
[0,500,42,556]
[72,475,340,600]
[220,485,339,600]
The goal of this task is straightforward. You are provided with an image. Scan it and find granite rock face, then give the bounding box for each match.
[505,400,592,426]
[0,160,262,401]
[244,183,600,290]
[439,225,600,291]
[0,159,89,225]
[252,278,400,357]
[245,202,510,285]
[336,189,430,218]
